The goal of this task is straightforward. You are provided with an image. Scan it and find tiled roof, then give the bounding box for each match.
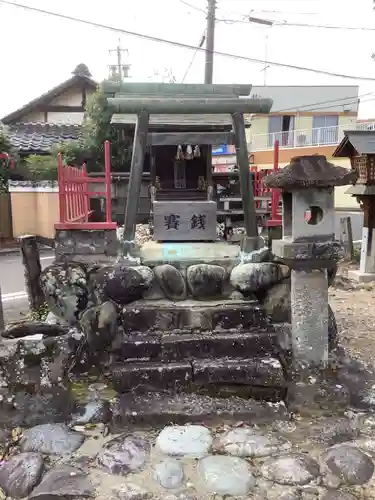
[8,123,83,153]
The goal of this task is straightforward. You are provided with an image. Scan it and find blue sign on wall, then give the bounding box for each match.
[212,145,229,155]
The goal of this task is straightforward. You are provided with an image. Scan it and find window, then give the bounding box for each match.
[312,115,339,145]
[268,115,295,147]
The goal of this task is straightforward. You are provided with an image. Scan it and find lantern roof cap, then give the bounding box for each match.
[264,155,358,190]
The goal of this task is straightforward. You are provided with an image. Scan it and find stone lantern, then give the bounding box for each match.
[264,155,357,369]
[333,130,375,282]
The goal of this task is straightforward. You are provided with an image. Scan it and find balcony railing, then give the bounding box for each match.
[249,121,375,152]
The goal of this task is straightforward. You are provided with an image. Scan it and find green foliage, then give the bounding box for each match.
[0,123,19,192]
[352,244,361,263]
[83,84,133,172]
[51,141,91,167]
[24,155,58,181]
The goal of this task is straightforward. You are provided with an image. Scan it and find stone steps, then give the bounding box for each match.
[110,391,288,430]
[111,328,290,363]
[119,299,270,333]
[111,356,286,393]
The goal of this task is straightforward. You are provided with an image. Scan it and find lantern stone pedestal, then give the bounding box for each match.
[347,187,375,283]
[264,155,357,411]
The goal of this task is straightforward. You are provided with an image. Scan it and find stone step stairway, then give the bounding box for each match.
[109,326,291,428]
[106,298,339,425]
[111,299,291,400]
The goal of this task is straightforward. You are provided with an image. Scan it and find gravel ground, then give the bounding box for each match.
[330,262,375,366]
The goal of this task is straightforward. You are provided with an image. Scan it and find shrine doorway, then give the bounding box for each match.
[152,145,208,200]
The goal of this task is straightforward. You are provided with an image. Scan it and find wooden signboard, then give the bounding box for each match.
[153,200,217,241]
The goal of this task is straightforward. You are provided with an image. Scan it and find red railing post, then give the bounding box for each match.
[66,166,71,221]
[104,140,112,224]
[57,153,65,223]
[267,139,282,229]
[271,139,280,221]
[78,165,83,220]
[82,163,89,222]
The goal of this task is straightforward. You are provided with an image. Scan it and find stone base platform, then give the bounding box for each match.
[120,298,271,332]
[112,329,290,361]
[348,269,375,283]
[112,356,286,394]
[110,391,288,430]
[139,241,241,269]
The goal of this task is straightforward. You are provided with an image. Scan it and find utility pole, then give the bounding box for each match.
[204,0,216,84]
[204,0,216,192]
[109,41,131,82]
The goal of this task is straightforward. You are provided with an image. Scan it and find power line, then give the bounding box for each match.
[1,0,375,81]
[244,19,375,31]
[181,30,206,83]
[217,15,375,32]
[249,9,318,16]
[179,0,206,14]
[179,0,375,32]
[181,0,319,17]
[274,92,372,113]
[249,92,374,122]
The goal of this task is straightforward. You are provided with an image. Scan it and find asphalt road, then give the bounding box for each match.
[0,210,364,324]
[0,251,55,323]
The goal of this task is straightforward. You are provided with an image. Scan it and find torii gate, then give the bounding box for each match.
[106,82,273,256]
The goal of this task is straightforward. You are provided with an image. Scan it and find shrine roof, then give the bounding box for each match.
[111,113,247,129]
[333,130,375,157]
[263,155,358,190]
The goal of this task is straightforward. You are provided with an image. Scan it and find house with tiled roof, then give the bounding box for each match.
[1,64,97,155]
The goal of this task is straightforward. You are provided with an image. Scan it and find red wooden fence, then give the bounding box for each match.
[55,140,284,230]
[266,139,282,228]
[55,140,117,230]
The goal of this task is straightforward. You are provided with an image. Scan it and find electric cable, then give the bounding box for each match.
[181,30,206,83]
[1,0,375,81]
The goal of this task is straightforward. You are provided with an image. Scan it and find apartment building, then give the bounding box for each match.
[247,85,360,163]
[246,85,364,208]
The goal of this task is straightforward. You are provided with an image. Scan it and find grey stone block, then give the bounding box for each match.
[153,201,217,241]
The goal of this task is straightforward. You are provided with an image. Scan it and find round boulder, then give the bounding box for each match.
[20,424,85,455]
[262,281,291,323]
[154,264,187,300]
[41,263,89,324]
[261,453,320,485]
[320,444,374,486]
[154,459,184,489]
[187,264,226,298]
[98,434,150,475]
[94,264,153,304]
[230,262,289,294]
[0,452,44,498]
[215,427,292,458]
[80,301,118,350]
[198,455,255,496]
[156,425,212,458]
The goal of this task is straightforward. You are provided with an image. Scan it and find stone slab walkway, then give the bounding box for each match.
[2,412,375,500]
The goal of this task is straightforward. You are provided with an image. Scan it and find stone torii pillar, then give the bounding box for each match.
[264,156,357,370]
[107,92,273,258]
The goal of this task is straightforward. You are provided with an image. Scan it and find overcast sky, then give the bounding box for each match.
[1,0,375,119]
